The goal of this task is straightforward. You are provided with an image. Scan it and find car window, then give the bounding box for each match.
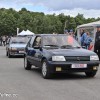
[33,36,41,47]
[28,37,35,47]
[10,37,29,44]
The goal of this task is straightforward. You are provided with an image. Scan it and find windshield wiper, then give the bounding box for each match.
[61,45,73,49]
[18,42,25,44]
[44,45,59,48]
[73,46,81,48]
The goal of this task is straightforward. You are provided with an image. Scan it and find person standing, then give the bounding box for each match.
[94,26,100,59]
[84,32,92,49]
[2,36,6,46]
[64,29,69,35]
[0,36,2,46]
[81,30,87,46]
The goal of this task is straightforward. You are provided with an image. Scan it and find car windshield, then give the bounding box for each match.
[43,35,81,49]
[10,37,29,44]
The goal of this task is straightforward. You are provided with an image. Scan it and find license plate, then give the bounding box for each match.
[19,51,24,53]
[71,64,87,68]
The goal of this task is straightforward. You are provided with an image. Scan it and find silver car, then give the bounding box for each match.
[6,37,29,58]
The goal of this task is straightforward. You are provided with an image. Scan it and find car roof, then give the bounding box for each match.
[33,34,68,37]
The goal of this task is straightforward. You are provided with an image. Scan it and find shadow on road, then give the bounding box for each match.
[29,67,95,80]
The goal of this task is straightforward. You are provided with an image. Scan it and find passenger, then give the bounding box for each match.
[84,32,92,49]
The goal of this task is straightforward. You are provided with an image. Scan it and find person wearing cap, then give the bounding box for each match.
[64,29,69,35]
[94,26,100,59]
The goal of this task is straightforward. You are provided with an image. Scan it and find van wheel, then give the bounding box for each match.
[24,56,31,70]
[85,71,97,77]
[42,60,51,79]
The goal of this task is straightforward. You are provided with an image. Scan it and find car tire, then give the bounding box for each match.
[8,52,11,58]
[42,60,51,79]
[6,51,8,56]
[24,56,32,70]
[85,71,97,77]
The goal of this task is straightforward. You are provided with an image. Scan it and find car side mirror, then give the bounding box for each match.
[34,46,43,51]
[34,46,40,49]
[6,42,9,45]
[82,46,86,49]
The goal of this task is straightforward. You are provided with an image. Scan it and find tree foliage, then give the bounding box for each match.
[0,8,99,35]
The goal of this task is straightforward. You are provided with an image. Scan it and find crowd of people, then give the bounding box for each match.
[64,29,76,38]
[0,36,9,46]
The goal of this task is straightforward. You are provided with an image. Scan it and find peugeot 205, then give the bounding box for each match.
[24,34,99,79]
[6,37,29,58]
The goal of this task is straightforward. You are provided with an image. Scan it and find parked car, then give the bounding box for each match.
[6,37,29,58]
[24,34,99,79]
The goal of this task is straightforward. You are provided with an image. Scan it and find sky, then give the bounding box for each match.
[0,0,100,18]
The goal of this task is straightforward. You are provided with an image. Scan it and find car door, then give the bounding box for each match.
[26,36,36,64]
[30,36,42,67]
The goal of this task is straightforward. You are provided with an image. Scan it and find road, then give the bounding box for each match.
[0,46,100,100]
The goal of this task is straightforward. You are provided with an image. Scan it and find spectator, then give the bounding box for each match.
[2,36,6,46]
[94,26,100,59]
[5,36,8,45]
[64,29,69,35]
[0,36,2,46]
[84,32,92,49]
[81,29,85,36]
[81,30,87,46]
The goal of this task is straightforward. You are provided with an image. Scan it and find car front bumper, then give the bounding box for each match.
[9,51,25,56]
[47,61,100,73]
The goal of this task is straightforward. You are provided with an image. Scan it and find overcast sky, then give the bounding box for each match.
[0,0,100,18]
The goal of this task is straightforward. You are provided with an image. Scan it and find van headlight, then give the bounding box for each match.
[90,55,99,61]
[52,56,66,61]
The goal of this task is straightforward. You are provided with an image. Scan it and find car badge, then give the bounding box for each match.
[77,57,80,61]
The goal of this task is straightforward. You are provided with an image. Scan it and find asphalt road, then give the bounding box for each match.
[0,46,100,100]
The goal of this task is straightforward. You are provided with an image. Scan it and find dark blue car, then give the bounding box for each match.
[24,34,99,79]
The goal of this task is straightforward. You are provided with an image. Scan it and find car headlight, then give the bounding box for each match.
[52,56,66,61]
[90,55,99,61]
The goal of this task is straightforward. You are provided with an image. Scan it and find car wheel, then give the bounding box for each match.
[6,51,8,56]
[85,71,97,77]
[42,60,51,79]
[8,52,11,58]
[24,56,32,70]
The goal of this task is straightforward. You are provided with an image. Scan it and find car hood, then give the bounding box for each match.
[10,44,27,48]
[47,48,96,56]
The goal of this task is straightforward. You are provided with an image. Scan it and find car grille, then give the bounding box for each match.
[17,48,25,51]
[65,56,90,61]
